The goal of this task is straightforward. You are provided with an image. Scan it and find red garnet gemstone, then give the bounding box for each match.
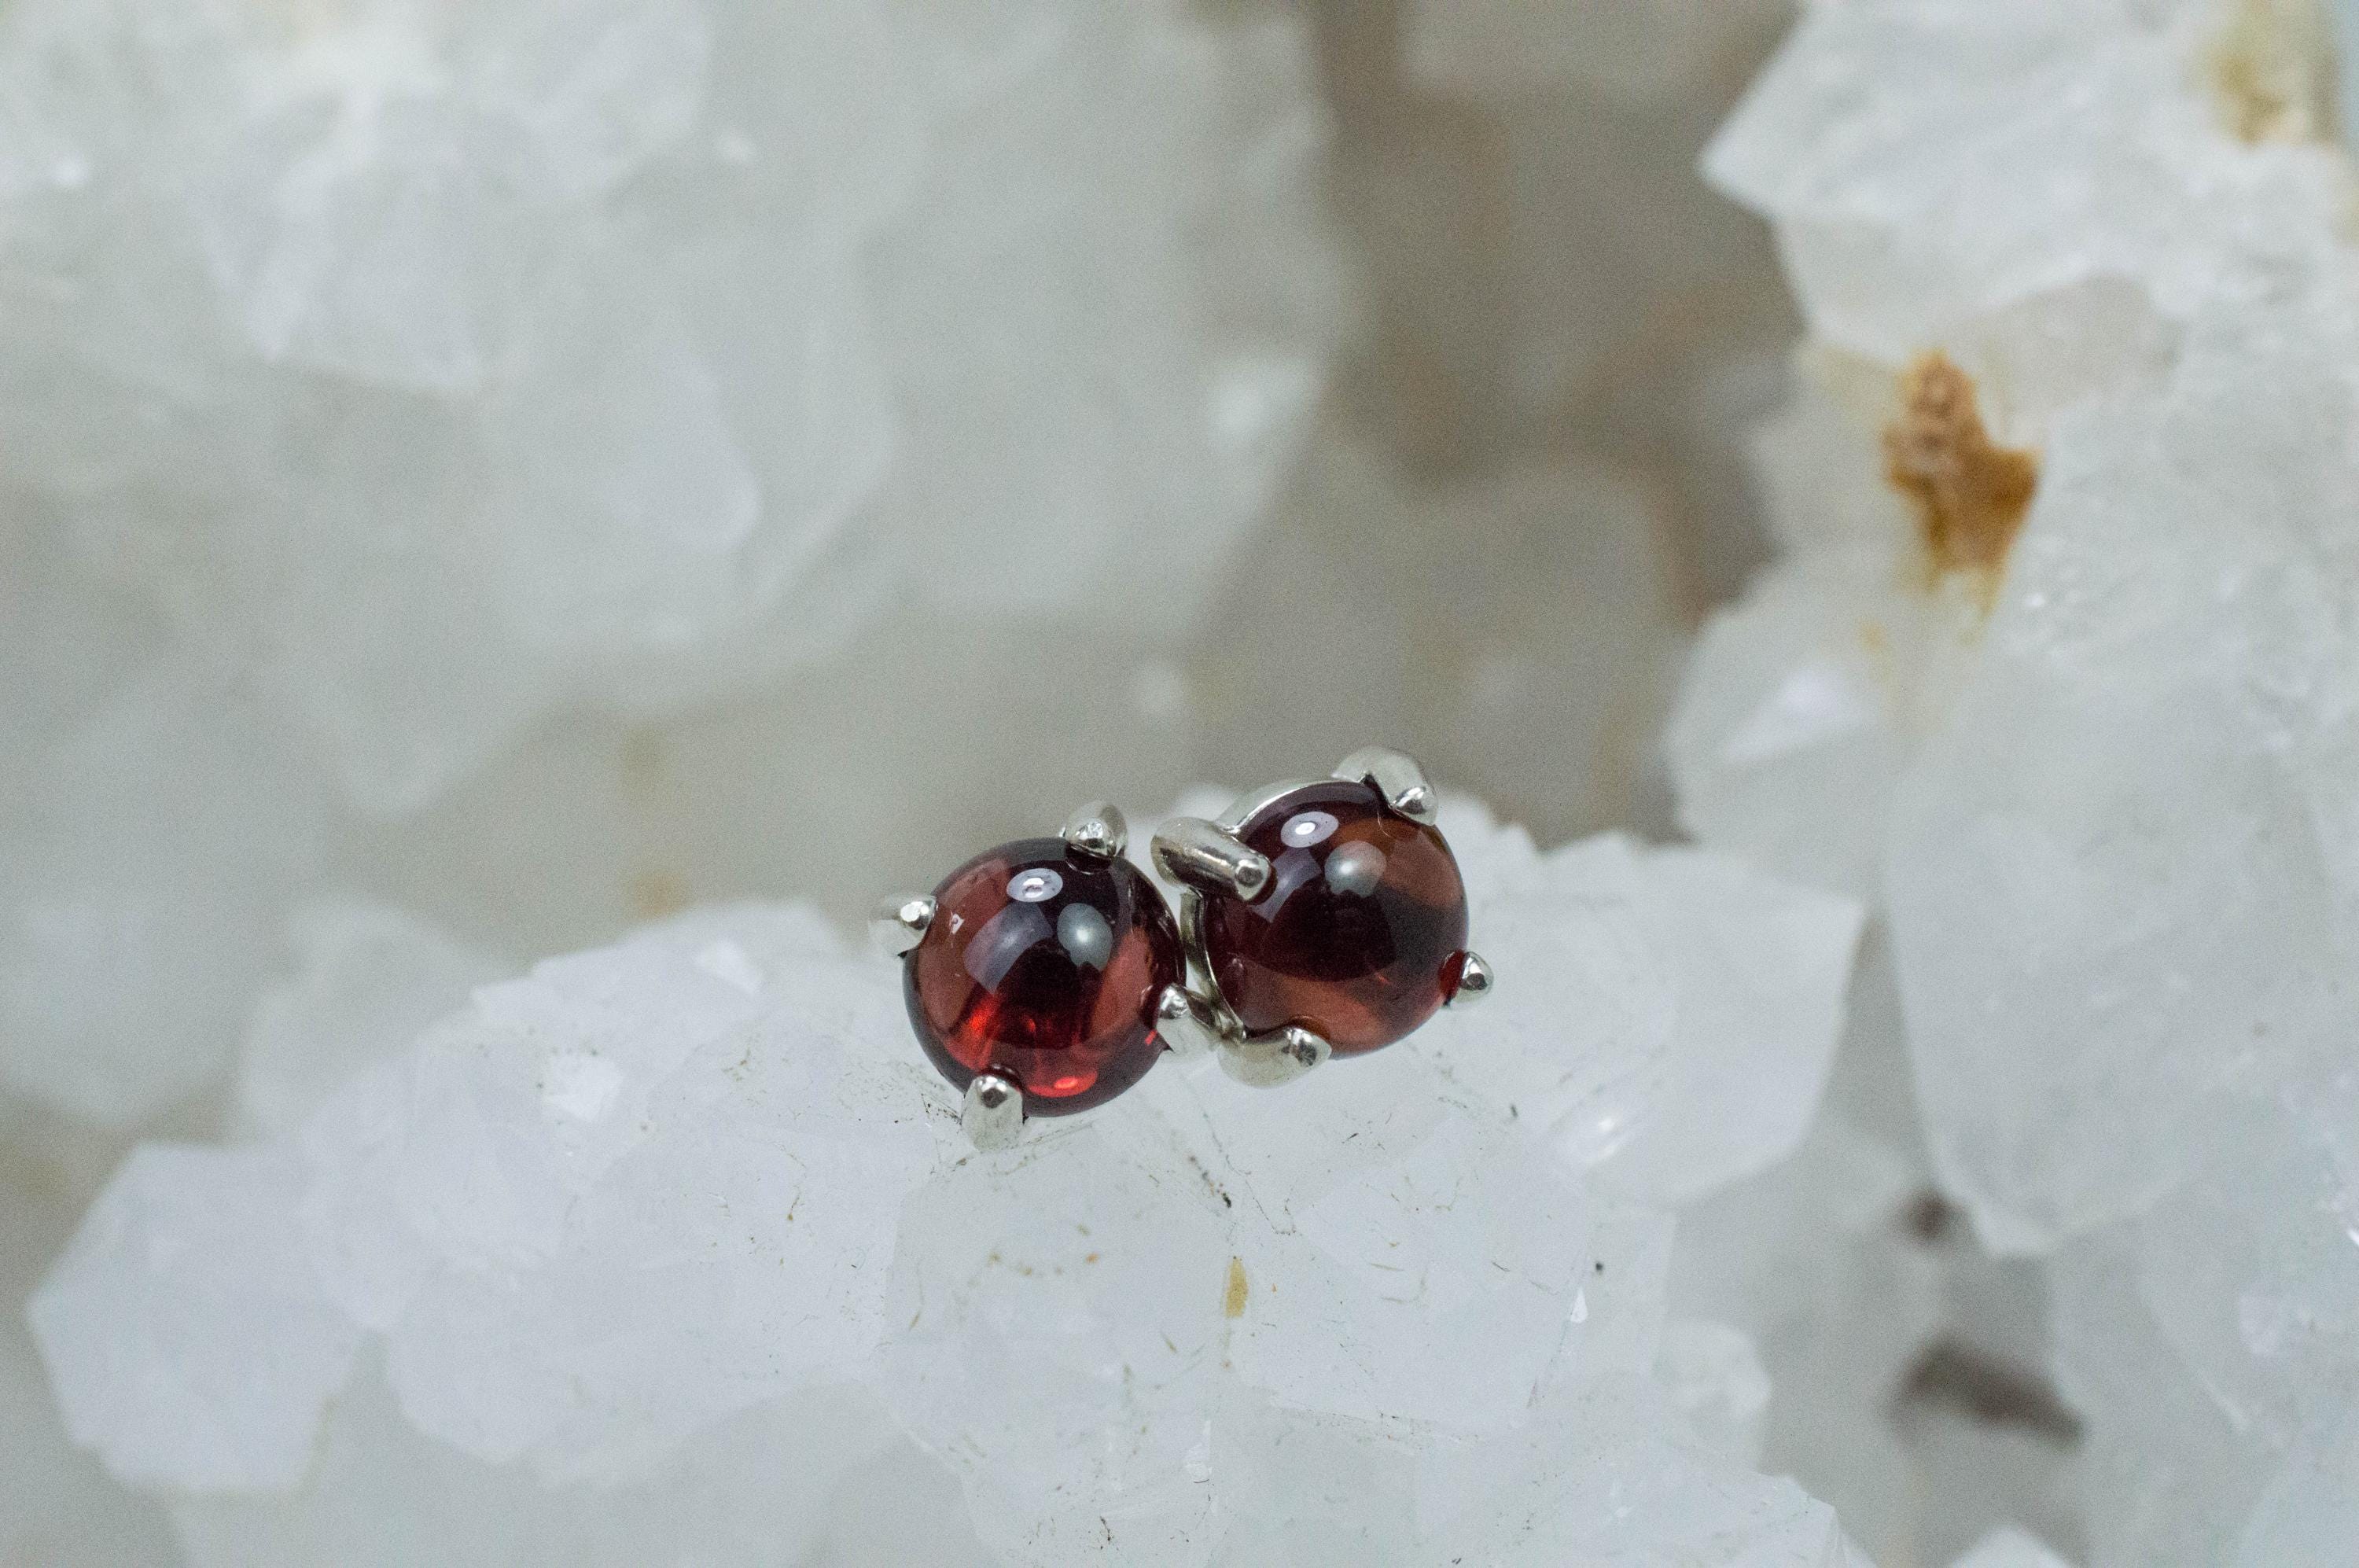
[1199,778,1470,1055]
[905,837,1182,1114]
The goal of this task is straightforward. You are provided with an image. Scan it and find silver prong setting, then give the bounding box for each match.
[962,1071,1025,1150]
[1154,984,1222,1059]
[1151,816,1273,900]
[1217,1024,1331,1088]
[871,893,936,958]
[1334,746,1437,825]
[1061,801,1128,860]
[1446,951,1493,1007]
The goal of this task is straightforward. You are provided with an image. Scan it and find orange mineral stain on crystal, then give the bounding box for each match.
[1882,353,2039,601]
[1224,1257,1249,1319]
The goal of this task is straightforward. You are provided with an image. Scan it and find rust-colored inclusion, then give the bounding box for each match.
[1882,352,2040,587]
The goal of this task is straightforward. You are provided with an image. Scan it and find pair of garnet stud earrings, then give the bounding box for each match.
[871,748,1492,1149]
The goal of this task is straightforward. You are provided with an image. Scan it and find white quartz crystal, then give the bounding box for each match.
[234,901,502,1139]
[0,0,1333,804]
[1706,0,2353,361]
[1676,0,2359,1560]
[1886,316,2359,1248]
[881,1116,1232,1561]
[1656,1317,1775,1467]
[1949,1527,2075,1568]
[0,1099,179,1566]
[0,0,1340,1126]
[320,906,944,1480]
[1684,0,2359,1246]
[31,791,1869,1560]
[28,1143,363,1493]
[1414,804,1863,1209]
[45,0,2359,1554]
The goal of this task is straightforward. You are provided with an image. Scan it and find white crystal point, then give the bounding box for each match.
[297,904,940,1480]
[1657,1317,1773,1468]
[1703,0,2350,358]
[2118,1073,2359,1480]
[2052,1228,2276,1564]
[1415,806,1864,1208]
[1883,324,2359,1249]
[28,1145,362,1493]
[234,901,502,1139]
[0,1343,176,1561]
[1948,1526,2076,1568]
[1666,555,1907,904]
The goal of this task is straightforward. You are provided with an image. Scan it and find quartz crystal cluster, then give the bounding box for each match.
[0,0,1339,1127]
[1667,0,2359,1560]
[31,801,1871,1564]
[33,0,2359,1559]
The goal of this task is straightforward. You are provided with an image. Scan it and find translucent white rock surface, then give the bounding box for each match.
[0,0,1334,799]
[233,901,503,1140]
[1673,1,2359,1562]
[1411,804,1862,1209]
[0,1098,178,1567]
[29,1143,364,1493]
[1706,0,2354,360]
[171,1363,989,1568]
[1682,0,2359,1246]
[31,794,1870,1560]
[1949,1526,2075,1568]
[0,0,1341,1125]
[1656,1316,1775,1467]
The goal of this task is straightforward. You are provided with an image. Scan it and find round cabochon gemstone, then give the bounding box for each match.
[1200,778,1470,1055]
[905,837,1183,1113]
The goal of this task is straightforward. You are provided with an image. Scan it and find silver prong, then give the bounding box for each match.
[1154,984,1222,1059]
[870,893,936,958]
[1446,951,1493,1007]
[1152,816,1273,900]
[962,1071,1025,1150]
[1213,778,1328,835]
[1334,746,1437,825]
[1061,801,1128,860]
[1217,1024,1330,1088]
